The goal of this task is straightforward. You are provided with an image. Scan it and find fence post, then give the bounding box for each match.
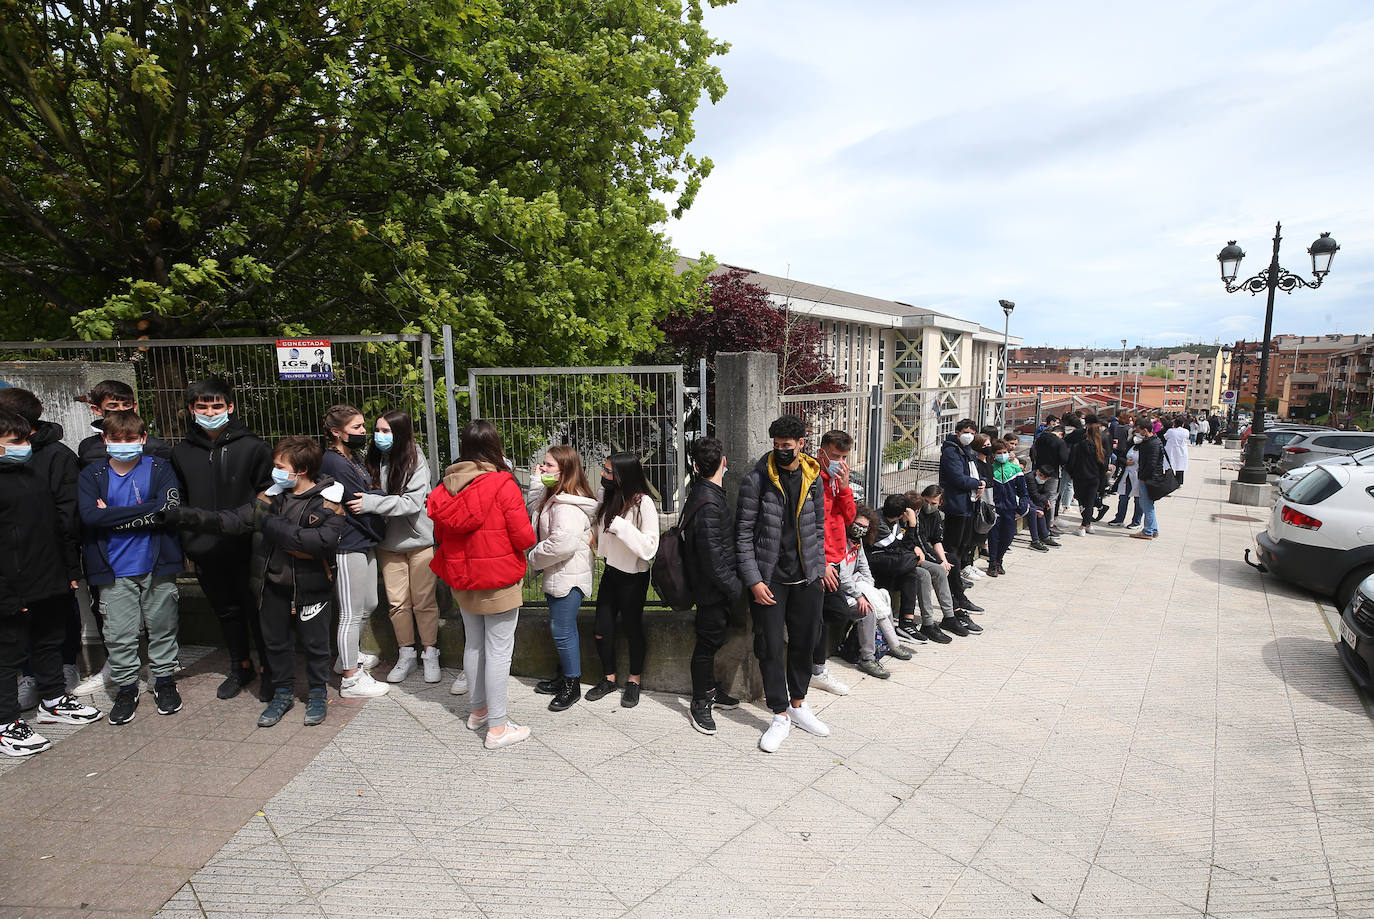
[866,384,883,504]
[671,366,686,513]
[420,333,440,478]
[698,356,708,438]
[442,324,460,463]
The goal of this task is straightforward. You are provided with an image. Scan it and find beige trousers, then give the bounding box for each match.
[377,546,440,647]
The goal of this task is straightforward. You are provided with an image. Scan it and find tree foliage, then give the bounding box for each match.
[1145,365,1174,379]
[0,0,728,368]
[659,267,843,414]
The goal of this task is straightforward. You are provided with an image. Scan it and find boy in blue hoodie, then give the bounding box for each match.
[78,411,185,726]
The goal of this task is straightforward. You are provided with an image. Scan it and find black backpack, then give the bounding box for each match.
[650,497,710,611]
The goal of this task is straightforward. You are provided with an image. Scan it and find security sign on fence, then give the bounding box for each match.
[276,338,334,381]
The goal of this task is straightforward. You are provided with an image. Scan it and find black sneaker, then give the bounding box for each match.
[985,565,1000,578]
[895,620,926,642]
[216,665,255,700]
[1106,520,1124,528]
[1043,537,1062,547]
[690,697,717,735]
[154,681,183,715]
[856,658,890,679]
[1029,541,1049,552]
[584,678,618,702]
[920,623,953,644]
[940,616,970,638]
[303,688,328,726]
[549,676,582,712]
[534,677,560,695]
[621,682,641,708]
[1126,521,1141,529]
[961,579,975,591]
[108,685,139,725]
[258,688,294,727]
[957,613,983,634]
[959,601,985,614]
[713,690,740,710]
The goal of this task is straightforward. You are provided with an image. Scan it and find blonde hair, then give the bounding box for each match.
[539,445,594,515]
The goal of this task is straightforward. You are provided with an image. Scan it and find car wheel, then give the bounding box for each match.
[1335,563,1374,611]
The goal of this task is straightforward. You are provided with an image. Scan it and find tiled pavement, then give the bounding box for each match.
[5,446,1374,918]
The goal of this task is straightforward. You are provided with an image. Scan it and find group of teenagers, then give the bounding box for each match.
[0,376,1192,758]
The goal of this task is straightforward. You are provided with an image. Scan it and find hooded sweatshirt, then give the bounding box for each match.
[427,461,536,614]
[527,480,598,599]
[170,415,274,559]
[357,446,434,552]
[28,420,80,558]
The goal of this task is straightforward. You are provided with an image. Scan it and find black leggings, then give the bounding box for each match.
[595,566,650,678]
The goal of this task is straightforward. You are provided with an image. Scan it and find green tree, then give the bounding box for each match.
[1145,365,1175,379]
[0,0,727,369]
[1304,393,1330,417]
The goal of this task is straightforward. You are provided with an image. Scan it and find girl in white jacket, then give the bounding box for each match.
[527,446,597,711]
[586,452,659,708]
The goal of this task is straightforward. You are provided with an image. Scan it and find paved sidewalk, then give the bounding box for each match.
[7,446,1374,918]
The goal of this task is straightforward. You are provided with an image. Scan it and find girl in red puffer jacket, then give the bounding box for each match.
[427,420,536,750]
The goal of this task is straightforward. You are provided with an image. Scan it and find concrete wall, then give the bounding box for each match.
[0,360,136,452]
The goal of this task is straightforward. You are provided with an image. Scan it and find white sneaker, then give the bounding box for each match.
[421,647,441,683]
[387,647,417,683]
[35,694,102,725]
[810,669,850,696]
[1075,527,1087,537]
[72,662,113,697]
[759,713,791,753]
[788,701,830,737]
[333,652,380,675]
[1084,524,1096,534]
[62,664,80,694]
[16,676,37,711]
[449,671,469,695]
[0,720,51,757]
[962,565,984,581]
[339,670,390,699]
[484,721,531,750]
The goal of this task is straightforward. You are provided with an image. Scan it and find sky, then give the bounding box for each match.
[665,0,1374,349]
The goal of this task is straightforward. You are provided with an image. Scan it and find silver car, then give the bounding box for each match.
[1277,430,1374,472]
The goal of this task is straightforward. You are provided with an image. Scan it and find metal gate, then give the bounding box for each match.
[0,335,440,475]
[463,365,689,512]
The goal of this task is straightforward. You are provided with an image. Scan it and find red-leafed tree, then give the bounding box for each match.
[662,267,842,392]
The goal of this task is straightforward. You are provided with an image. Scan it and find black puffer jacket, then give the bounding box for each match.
[914,506,944,555]
[683,479,742,606]
[736,452,826,587]
[170,416,274,560]
[28,420,80,558]
[0,464,77,614]
[1135,434,1165,484]
[1064,428,1109,485]
[1032,430,1069,477]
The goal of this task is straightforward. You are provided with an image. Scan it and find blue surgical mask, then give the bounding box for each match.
[0,444,33,465]
[271,467,297,488]
[374,432,394,451]
[193,411,230,430]
[828,459,843,476]
[994,453,1010,464]
[106,442,144,462]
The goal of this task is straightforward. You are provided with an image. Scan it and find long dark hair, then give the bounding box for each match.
[458,419,508,472]
[365,409,419,495]
[1083,422,1106,463]
[597,452,653,530]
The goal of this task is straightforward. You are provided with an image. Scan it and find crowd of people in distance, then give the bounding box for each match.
[0,378,1201,758]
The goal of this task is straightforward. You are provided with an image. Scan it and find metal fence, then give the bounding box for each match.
[780,389,874,500]
[466,365,689,512]
[0,335,440,475]
[879,384,981,496]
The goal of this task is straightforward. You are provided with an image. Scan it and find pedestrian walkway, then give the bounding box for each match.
[4,446,1373,918]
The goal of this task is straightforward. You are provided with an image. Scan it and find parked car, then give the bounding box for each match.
[1248,464,1374,608]
[1277,444,1374,493]
[1276,430,1374,473]
[1259,425,1330,470]
[1337,572,1374,691]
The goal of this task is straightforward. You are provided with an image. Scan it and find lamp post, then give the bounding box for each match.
[1217,223,1339,490]
[998,299,1015,429]
[1118,339,1128,413]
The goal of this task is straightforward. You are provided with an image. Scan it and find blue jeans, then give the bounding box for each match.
[988,514,1017,564]
[1136,484,1159,536]
[546,587,584,678]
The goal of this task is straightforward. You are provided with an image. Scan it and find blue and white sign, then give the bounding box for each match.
[1221,389,1237,405]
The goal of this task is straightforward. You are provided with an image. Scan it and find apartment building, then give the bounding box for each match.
[1327,340,1374,417]
[1161,348,1231,412]
[1229,333,1370,411]
[1066,350,1157,377]
[1007,372,1188,412]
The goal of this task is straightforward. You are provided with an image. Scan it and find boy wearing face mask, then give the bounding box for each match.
[78,411,185,725]
[76,380,172,468]
[985,443,1029,577]
[813,430,857,697]
[938,419,985,587]
[171,378,275,701]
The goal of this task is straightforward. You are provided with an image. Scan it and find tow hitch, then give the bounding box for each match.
[1244,548,1268,572]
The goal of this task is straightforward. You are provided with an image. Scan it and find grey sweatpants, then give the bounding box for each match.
[103,573,180,687]
[913,561,955,626]
[859,609,902,662]
[461,607,520,727]
[335,549,378,671]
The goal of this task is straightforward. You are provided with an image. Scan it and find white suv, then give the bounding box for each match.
[1249,463,1374,607]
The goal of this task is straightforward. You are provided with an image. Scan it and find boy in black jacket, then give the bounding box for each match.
[168,436,346,727]
[682,437,743,736]
[0,411,101,757]
[76,380,172,468]
[170,378,275,701]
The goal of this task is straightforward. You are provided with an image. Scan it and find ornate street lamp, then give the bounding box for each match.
[998,300,1015,428]
[1217,223,1339,492]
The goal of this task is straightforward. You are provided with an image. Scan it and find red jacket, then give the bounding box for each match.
[427,465,536,590]
[818,465,856,564]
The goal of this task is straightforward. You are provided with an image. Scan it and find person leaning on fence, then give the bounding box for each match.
[76,380,172,469]
[426,420,537,750]
[0,410,102,758]
[526,445,597,713]
[170,378,275,703]
[681,436,743,736]
[0,387,85,702]
[168,436,348,728]
[736,415,830,754]
[350,410,440,687]
[938,419,986,588]
[79,411,187,726]
[587,452,660,709]
[320,405,390,699]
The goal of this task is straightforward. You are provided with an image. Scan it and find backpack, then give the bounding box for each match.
[838,620,886,664]
[650,497,711,611]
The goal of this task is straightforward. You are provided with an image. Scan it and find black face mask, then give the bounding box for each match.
[344,433,368,450]
[601,474,615,489]
[773,447,796,468]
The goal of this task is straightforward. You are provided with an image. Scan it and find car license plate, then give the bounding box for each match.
[1341,619,1358,650]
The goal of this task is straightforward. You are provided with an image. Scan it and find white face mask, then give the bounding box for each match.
[958,432,974,446]
[1132,435,1143,444]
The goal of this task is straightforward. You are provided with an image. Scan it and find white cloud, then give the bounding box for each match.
[668,0,1374,346]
